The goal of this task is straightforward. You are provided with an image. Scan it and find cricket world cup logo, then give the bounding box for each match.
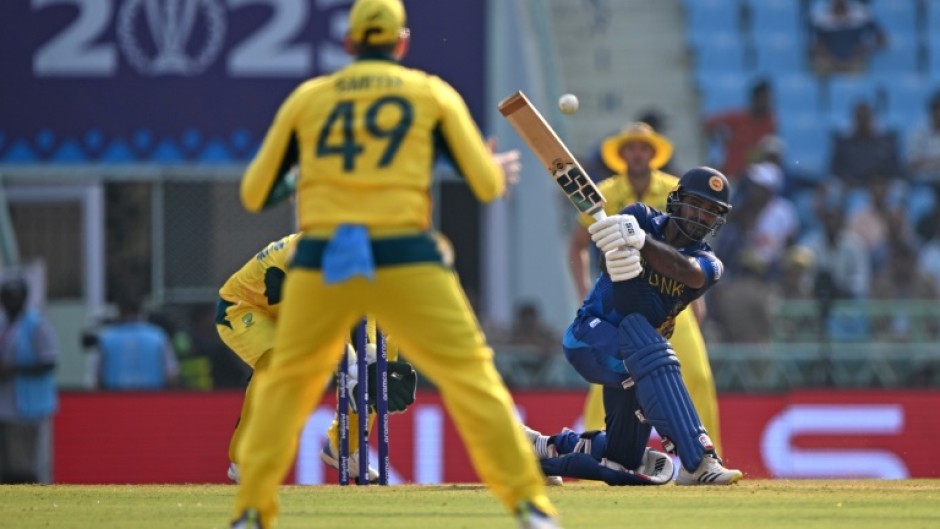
[117,0,226,76]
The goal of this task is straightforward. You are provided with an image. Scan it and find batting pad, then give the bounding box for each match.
[618,313,710,472]
[539,453,664,486]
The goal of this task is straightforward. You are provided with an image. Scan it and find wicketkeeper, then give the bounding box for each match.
[216,233,417,484]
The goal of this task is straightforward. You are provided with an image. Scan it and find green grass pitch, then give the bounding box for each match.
[2,480,938,529]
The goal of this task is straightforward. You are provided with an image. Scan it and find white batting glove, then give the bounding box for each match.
[588,214,646,253]
[605,247,643,282]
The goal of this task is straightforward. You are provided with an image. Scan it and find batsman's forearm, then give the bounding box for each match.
[640,237,705,289]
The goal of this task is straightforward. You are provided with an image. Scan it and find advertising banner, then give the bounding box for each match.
[0,0,486,164]
[54,390,940,484]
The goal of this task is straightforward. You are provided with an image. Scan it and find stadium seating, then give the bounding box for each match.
[693,32,749,78]
[868,0,919,36]
[753,33,806,74]
[777,112,831,178]
[869,34,920,75]
[771,72,822,115]
[881,73,930,133]
[926,33,940,74]
[683,0,740,35]
[742,0,804,36]
[697,71,751,115]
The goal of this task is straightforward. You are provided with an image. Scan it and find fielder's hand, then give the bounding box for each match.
[588,214,646,253]
[605,247,643,282]
[487,137,521,188]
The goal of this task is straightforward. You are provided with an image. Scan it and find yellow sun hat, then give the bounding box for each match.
[348,0,406,45]
[600,121,674,174]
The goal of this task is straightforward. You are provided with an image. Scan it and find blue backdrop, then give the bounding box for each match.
[0,0,487,164]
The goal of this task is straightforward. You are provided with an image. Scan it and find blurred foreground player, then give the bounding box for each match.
[231,0,560,527]
[562,167,742,485]
[216,233,416,484]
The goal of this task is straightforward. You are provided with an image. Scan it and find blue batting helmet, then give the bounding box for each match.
[666,166,732,241]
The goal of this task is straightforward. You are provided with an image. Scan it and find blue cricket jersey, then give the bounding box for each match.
[578,203,723,337]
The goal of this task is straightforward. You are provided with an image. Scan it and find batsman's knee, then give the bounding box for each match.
[618,314,678,379]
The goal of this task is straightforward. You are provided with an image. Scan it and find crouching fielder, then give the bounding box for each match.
[561,167,742,485]
[216,233,417,484]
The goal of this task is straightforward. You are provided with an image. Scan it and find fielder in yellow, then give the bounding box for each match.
[568,122,722,455]
[230,1,560,527]
[217,233,416,485]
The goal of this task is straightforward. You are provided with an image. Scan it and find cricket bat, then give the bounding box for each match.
[498,91,607,220]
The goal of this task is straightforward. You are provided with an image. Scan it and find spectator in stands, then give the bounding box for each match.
[803,202,870,301]
[830,101,901,185]
[917,202,940,291]
[803,203,872,341]
[906,91,940,193]
[0,276,58,484]
[809,0,886,76]
[846,176,913,273]
[85,295,179,390]
[708,250,775,343]
[507,302,560,360]
[778,246,816,301]
[752,134,808,197]
[704,79,776,182]
[871,242,938,341]
[492,302,564,387]
[714,162,798,279]
[765,246,819,343]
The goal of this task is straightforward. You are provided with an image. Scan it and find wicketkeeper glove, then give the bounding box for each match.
[588,214,646,253]
[345,344,417,415]
[368,360,417,414]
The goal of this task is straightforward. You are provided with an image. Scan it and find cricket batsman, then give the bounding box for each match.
[556,167,742,485]
[568,123,723,455]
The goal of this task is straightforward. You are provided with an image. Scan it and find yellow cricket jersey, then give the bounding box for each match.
[241,56,504,235]
[578,170,678,228]
[219,233,300,317]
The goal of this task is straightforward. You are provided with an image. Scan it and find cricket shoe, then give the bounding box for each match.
[230,508,264,529]
[320,442,379,484]
[676,453,743,485]
[520,424,563,486]
[516,501,563,529]
[227,462,240,484]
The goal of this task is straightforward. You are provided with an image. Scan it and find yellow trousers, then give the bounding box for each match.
[218,304,379,463]
[581,308,723,455]
[232,265,554,526]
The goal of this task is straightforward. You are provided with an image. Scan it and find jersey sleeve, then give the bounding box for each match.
[621,203,655,226]
[430,77,504,203]
[692,251,724,290]
[241,82,318,212]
